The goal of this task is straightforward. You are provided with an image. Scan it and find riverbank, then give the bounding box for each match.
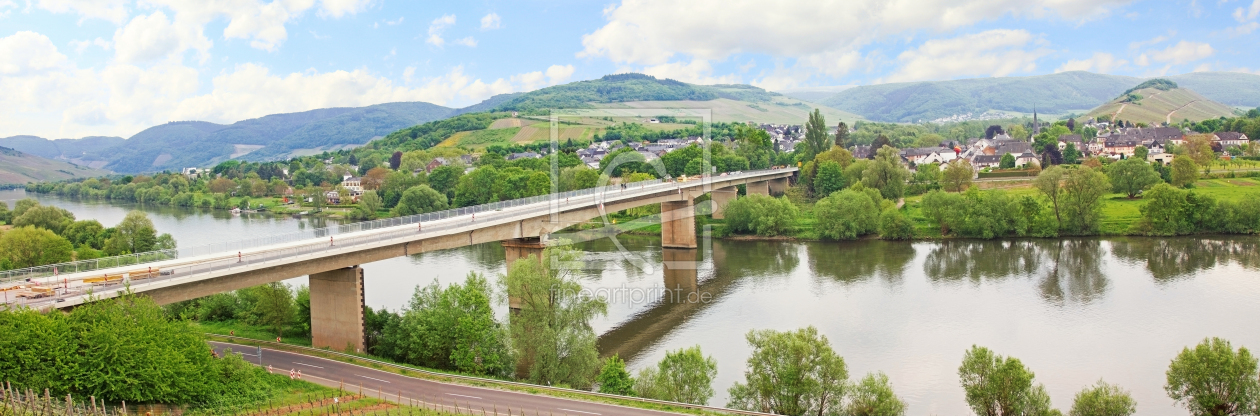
[707,177,1260,241]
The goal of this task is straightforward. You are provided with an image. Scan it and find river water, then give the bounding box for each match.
[5,189,1259,416]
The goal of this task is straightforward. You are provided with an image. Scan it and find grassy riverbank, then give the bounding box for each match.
[704,177,1260,241]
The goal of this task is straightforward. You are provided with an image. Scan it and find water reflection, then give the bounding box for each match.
[1110,237,1260,282]
[1033,239,1108,305]
[924,240,1041,282]
[807,240,915,285]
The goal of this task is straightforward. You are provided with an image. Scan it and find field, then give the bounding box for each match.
[1086,87,1235,125]
[591,97,862,125]
[0,148,112,185]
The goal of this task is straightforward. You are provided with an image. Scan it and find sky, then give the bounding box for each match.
[1,0,1258,140]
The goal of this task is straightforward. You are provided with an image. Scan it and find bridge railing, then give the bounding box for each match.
[0,168,793,289]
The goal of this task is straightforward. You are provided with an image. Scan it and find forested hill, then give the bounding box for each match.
[820,71,1141,122]
[495,73,779,112]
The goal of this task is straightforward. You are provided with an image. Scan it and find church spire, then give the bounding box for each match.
[1032,104,1040,135]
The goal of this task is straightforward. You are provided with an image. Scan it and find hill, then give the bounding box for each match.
[0,146,111,186]
[1165,72,1260,108]
[820,71,1141,122]
[1085,80,1235,125]
[0,135,125,169]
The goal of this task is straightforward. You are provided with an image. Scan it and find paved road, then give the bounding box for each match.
[210,342,687,416]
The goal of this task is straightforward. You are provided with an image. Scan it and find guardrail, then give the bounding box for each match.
[3,168,795,307]
[208,335,773,416]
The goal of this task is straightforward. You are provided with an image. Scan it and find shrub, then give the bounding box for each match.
[815,189,880,240]
[878,209,915,240]
[723,195,799,236]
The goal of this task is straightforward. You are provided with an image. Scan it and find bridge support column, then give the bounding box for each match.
[710,187,737,219]
[769,177,789,196]
[747,181,769,196]
[309,266,365,353]
[662,248,698,304]
[661,200,697,249]
[502,237,546,313]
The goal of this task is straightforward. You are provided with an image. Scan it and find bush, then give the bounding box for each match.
[0,294,282,404]
[723,194,799,236]
[815,189,880,240]
[878,209,915,240]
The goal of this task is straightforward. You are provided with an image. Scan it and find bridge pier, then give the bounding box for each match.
[768,177,789,196]
[747,180,770,196]
[309,266,365,353]
[501,237,546,313]
[661,200,697,249]
[709,187,737,219]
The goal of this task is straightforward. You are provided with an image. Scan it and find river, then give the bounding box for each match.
[4,189,1259,416]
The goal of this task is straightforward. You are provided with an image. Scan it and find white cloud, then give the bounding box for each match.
[579,0,1133,69]
[70,37,112,54]
[639,59,740,85]
[1055,52,1127,73]
[453,37,477,47]
[1227,0,1260,35]
[1128,31,1173,49]
[480,12,502,30]
[0,0,16,18]
[425,14,456,47]
[317,0,371,18]
[1140,40,1214,65]
[1234,0,1260,22]
[0,31,69,76]
[113,11,213,63]
[880,29,1050,83]
[36,0,129,24]
[386,16,403,25]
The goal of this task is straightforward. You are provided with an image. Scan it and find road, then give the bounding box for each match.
[210,341,687,416]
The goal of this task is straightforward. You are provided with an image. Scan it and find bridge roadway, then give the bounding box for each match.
[3,168,794,350]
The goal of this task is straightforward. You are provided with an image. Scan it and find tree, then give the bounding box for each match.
[356,190,383,219]
[847,372,908,416]
[635,346,718,405]
[0,226,74,268]
[803,109,830,160]
[942,159,974,192]
[1034,167,1068,230]
[863,146,910,200]
[253,282,296,338]
[62,220,106,249]
[815,189,880,240]
[1107,158,1161,198]
[362,167,391,190]
[12,205,75,235]
[1064,143,1082,165]
[1061,167,1111,234]
[959,345,1060,416]
[723,195,800,236]
[727,327,849,416]
[870,135,892,154]
[389,151,404,170]
[1000,153,1017,169]
[1184,134,1216,168]
[503,245,606,388]
[1171,155,1199,188]
[1041,143,1064,167]
[878,209,915,240]
[835,122,850,147]
[392,185,449,216]
[986,125,1006,140]
[1165,337,1259,416]
[375,273,510,376]
[1067,118,1076,132]
[1133,145,1149,161]
[1070,381,1136,416]
[597,355,636,396]
[814,160,846,197]
[105,211,159,255]
[208,177,236,193]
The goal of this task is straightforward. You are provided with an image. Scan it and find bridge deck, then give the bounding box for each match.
[2,169,794,310]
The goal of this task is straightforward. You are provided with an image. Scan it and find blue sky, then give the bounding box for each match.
[0,0,1257,139]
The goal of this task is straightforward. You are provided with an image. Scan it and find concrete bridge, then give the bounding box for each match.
[2,168,795,353]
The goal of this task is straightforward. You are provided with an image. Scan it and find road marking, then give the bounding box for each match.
[356,374,390,383]
[293,362,324,369]
[445,393,482,400]
[559,409,601,415]
[237,352,257,357]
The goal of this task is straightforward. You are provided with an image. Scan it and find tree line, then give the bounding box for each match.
[0,200,174,270]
